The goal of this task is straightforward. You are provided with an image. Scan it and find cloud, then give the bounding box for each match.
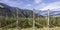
[0,0,45,10]
[34,0,42,4]
[26,4,32,7]
[24,3,46,10]
[0,0,11,3]
[33,3,46,10]
[23,4,33,9]
[40,2,60,11]
[0,0,22,7]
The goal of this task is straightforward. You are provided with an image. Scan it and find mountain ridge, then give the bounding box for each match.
[0,3,44,18]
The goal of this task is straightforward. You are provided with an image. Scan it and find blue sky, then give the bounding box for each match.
[0,0,60,11]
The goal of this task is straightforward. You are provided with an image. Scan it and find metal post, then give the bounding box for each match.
[44,9,50,30]
[48,9,49,27]
[47,9,50,30]
[32,9,35,30]
[38,11,40,21]
[16,8,19,30]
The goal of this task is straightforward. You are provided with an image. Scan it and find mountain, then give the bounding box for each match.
[0,3,14,17]
[33,10,42,13]
[0,3,44,18]
[40,8,60,17]
[0,3,60,17]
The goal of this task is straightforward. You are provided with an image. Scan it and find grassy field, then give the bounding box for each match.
[22,28,59,30]
[2,27,60,30]
[22,27,60,30]
[0,17,60,30]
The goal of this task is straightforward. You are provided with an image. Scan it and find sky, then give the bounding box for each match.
[0,0,60,11]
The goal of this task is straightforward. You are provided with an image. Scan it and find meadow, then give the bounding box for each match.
[0,17,60,30]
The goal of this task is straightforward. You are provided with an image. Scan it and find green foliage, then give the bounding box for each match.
[0,17,60,28]
[24,19,31,28]
[49,17,60,27]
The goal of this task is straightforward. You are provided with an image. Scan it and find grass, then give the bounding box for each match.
[0,27,60,30]
[22,27,60,30]
[0,17,60,30]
